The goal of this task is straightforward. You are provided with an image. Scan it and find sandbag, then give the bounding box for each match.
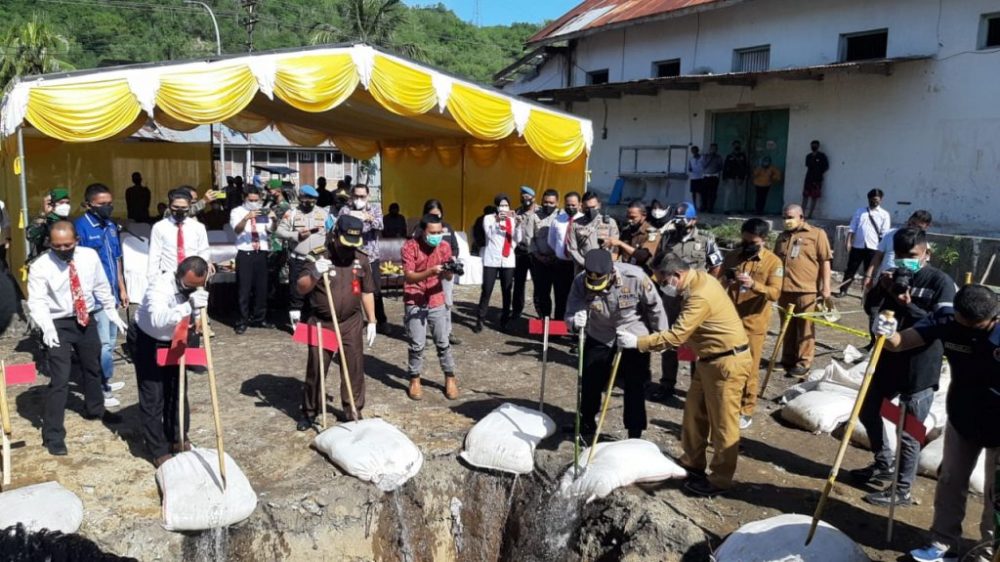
[313,418,423,492]
[781,386,856,434]
[917,437,988,494]
[0,482,83,533]
[459,403,555,474]
[156,448,257,531]
[714,514,869,562]
[558,439,687,503]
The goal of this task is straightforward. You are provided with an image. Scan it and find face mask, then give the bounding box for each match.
[741,242,761,256]
[584,207,598,220]
[300,202,315,212]
[660,282,678,298]
[895,258,922,273]
[171,209,188,222]
[92,204,114,220]
[353,198,367,210]
[426,233,444,247]
[651,209,668,220]
[54,203,71,218]
[52,247,75,262]
[869,200,880,209]
[497,205,510,214]
[784,218,800,231]
[540,204,556,216]
[565,207,579,216]
[245,201,261,211]
[176,278,196,297]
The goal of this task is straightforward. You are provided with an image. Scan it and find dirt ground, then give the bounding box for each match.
[0,281,988,561]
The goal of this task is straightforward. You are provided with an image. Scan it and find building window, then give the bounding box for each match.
[840,29,888,62]
[981,13,1000,49]
[733,45,770,73]
[586,69,609,85]
[268,151,288,165]
[653,59,681,78]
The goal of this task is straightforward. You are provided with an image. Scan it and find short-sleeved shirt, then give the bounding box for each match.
[75,212,123,305]
[805,151,829,182]
[564,263,668,347]
[721,247,784,335]
[913,309,1000,447]
[848,206,891,250]
[299,249,374,323]
[774,222,833,294]
[401,238,453,308]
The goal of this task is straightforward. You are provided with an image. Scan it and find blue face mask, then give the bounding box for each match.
[426,233,444,247]
[895,258,922,273]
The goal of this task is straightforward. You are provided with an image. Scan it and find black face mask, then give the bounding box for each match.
[300,202,315,212]
[740,242,761,256]
[565,206,579,216]
[171,209,188,222]
[92,204,114,220]
[539,204,556,217]
[584,207,599,220]
[53,247,75,262]
[176,278,196,297]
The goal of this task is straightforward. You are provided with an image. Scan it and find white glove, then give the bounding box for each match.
[571,309,588,331]
[617,330,638,349]
[366,322,377,347]
[42,327,60,348]
[189,288,210,310]
[109,311,128,334]
[874,314,898,338]
[315,258,333,275]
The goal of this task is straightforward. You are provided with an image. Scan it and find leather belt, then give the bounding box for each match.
[698,344,749,363]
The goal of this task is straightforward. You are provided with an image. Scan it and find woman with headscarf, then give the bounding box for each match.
[475,194,522,333]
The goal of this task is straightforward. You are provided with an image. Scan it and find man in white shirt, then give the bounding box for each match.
[230,187,276,334]
[475,194,523,333]
[839,188,891,296]
[27,221,127,456]
[133,256,209,467]
[547,191,582,323]
[147,188,210,280]
[276,184,329,327]
[688,145,706,211]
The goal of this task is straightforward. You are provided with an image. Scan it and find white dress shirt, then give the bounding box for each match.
[230,205,273,252]
[548,211,582,261]
[134,270,196,342]
[147,216,210,279]
[27,247,116,335]
[481,213,523,268]
[848,205,891,250]
[876,227,899,274]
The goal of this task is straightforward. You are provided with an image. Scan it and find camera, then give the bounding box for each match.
[442,259,465,277]
[891,267,913,295]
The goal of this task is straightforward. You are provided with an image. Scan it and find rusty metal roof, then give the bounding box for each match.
[528,0,738,45]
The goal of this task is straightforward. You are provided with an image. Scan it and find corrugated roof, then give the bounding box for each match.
[529,0,734,45]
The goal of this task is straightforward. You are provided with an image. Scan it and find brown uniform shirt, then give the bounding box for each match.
[637,269,748,357]
[721,247,783,335]
[300,250,375,322]
[773,222,832,294]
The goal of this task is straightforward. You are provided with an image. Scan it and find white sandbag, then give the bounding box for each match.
[781,387,856,434]
[558,439,687,503]
[156,448,257,531]
[970,450,987,494]
[313,418,423,492]
[917,436,987,494]
[0,482,83,533]
[846,397,938,453]
[843,344,864,364]
[714,514,869,562]
[459,403,555,475]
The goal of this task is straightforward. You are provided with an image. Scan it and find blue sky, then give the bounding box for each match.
[404,1,581,26]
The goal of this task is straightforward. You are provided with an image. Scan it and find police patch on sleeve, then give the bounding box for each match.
[774,266,784,277]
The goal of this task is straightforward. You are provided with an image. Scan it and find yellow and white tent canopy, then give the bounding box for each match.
[0,43,593,165]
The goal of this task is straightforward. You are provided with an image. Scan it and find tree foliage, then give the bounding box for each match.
[0,14,74,88]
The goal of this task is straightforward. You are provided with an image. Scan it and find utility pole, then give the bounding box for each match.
[473,0,481,27]
[241,0,260,53]
[185,0,226,190]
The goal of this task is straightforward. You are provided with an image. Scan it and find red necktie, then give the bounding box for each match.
[564,215,574,247]
[68,260,89,327]
[501,217,513,258]
[176,222,185,264]
[251,221,260,251]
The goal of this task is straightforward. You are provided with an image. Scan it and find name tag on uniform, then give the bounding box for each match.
[790,241,801,259]
[618,293,638,308]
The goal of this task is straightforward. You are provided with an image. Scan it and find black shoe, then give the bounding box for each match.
[235,324,248,335]
[785,366,809,378]
[85,411,122,424]
[251,320,275,329]
[44,440,68,456]
[863,488,913,507]
[849,462,895,486]
[472,320,483,334]
[684,479,728,497]
[296,416,316,432]
[499,315,511,332]
[376,323,390,335]
[650,384,675,402]
[627,428,642,439]
[562,422,597,439]
[568,344,579,356]
[449,334,462,345]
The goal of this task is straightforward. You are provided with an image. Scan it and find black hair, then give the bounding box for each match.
[954,285,999,323]
[177,256,209,278]
[564,191,581,202]
[493,194,510,207]
[422,199,444,216]
[650,199,667,209]
[691,145,700,152]
[167,188,192,204]
[420,213,442,230]
[652,253,692,276]
[244,187,262,198]
[741,217,770,238]
[627,200,646,212]
[581,191,599,203]
[892,227,926,256]
[482,205,493,214]
[389,202,400,212]
[542,189,559,199]
[909,210,933,226]
[811,140,820,145]
[0,524,138,561]
[352,184,370,194]
[867,188,884,199]
[84,183,111,203]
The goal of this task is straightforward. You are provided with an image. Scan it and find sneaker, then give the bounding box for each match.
[849,463,895,486]
[863,488,913,507]
[103,393,121,408]
[786,366,809,378]
[909,542,958,562]
[296,416,316,432]
[739,415,753,430]
[107,381,126,392]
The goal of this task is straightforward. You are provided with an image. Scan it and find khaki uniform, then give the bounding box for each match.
[299,249,374,419]
[568,215,620,269]
[720,248,784,416]
[277,205,331,315]
[619,220,664,271]
[773,222,832,370]
[637,270,751,488]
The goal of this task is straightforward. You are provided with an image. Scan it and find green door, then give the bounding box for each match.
[712,108,789,215]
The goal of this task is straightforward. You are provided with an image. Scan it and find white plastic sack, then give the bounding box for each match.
[781,386,857,434]
[156,448,258,531]
[0,482,83,533]
[459,403,555,474]
[558,439,687,503]
[714,514,869,562]
[846,397,938,453]
[313,418,423,492]
[917,437,988,494]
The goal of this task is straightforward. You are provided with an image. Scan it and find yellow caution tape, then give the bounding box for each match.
[796,313,870,339]
[19,266,27,282]
[13,156,21,175]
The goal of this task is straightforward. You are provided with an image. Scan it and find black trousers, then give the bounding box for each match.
[43,317,105,444]
[134,327,189,459]
[581,338,650,435]
[370,259,388,325]
[842,248,877,289]
[531,257,555,318]
[478,266,515,322]
[659,295,684,389]
[754,185,771,214]
[552,259,576,321]
[236,249,269,325]
[701,176,721,213]
[303,314,366,418]
[511,252,531,319]
[287,256,309,313]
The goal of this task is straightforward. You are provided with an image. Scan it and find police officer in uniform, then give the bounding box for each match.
[566,249,667,439]
[295,215,377,430]
[618,254,751,496]
[568,191,620,270]
[277,184,330,327]
[652,202,723,399]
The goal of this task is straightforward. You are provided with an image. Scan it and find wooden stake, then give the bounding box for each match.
[587,348,623,467]
[886,401,907,543]
[177,356,186,456]
[322,272,359,421]
[0,361,11,436]
[538,317,550,413]
[201,312,227,490]
[759,303,795,398]
[316,319,327,430]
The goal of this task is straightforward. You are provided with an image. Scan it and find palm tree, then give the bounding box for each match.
[310,0,420,59]
[0,15,74,89]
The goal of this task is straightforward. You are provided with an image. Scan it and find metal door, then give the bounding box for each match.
[712,109,789,214]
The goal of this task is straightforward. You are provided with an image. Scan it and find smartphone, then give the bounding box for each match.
[214,191,227,200]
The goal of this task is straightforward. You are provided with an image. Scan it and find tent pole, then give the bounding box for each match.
[460,145,466,231]
[16,127,29,261]
[218,125,226,189]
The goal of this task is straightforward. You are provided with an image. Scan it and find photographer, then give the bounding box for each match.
[475,194,522,333]
[418,199,462,345]
[401,214,459,401]
[852,227,956,506]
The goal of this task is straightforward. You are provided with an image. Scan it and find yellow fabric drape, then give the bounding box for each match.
[523,109,588,165]
[446,84,515,141]
[273,53,359,113]
[331,136,379,160]
[152,109,200,132]
[466,141,502,168]
[433,140,463,168]
[25,80,142,142]
[224,110,272,134]
[368,55,437,117]
[156,64,258,125]
[275,122,329,147]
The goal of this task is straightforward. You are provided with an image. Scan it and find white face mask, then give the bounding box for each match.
[497,205,510,213]
[54,203,71,218]
[660,283,678,298]
[353,198,367,210]
[651,209,668,220]
[245,201,261,211]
